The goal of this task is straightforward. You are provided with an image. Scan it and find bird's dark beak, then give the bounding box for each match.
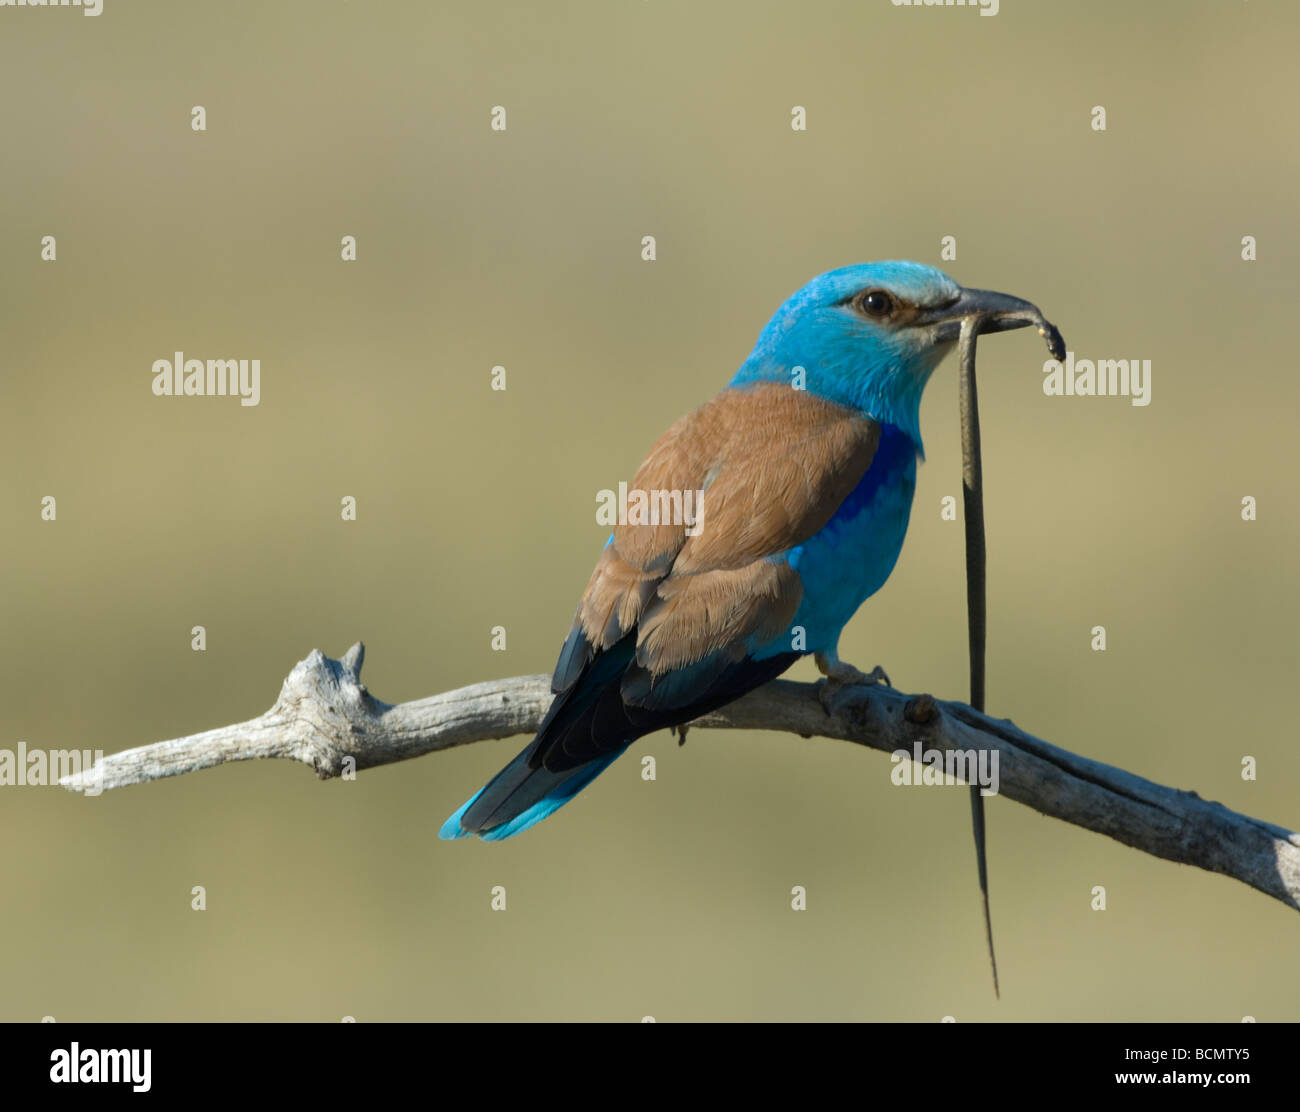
[921,287,1066,360]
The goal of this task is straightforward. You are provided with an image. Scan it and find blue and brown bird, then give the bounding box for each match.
[441,261,1049,842]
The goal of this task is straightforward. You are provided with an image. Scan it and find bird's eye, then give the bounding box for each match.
[855,288,896,319]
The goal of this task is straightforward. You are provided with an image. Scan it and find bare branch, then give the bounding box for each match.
[60,642,1300,913]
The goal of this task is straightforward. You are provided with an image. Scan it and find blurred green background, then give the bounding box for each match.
[2,0,1297,1021]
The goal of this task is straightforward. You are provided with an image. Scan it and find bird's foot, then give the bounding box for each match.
[814,651,891,713]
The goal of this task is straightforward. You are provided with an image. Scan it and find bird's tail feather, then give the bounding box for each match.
[440,644,802,842]
[438,745,623,841]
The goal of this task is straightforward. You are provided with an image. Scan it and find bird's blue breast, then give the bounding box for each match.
[753,423,918,658]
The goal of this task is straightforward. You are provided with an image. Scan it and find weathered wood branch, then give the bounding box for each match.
[60,642,1300,913]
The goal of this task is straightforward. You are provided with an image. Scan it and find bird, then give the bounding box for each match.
[440,261,1047,842]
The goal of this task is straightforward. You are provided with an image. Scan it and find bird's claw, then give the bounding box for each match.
[814,656,892,713]
[830,663,891,688]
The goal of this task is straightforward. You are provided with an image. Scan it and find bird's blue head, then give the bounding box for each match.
[730,261,1044,454]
